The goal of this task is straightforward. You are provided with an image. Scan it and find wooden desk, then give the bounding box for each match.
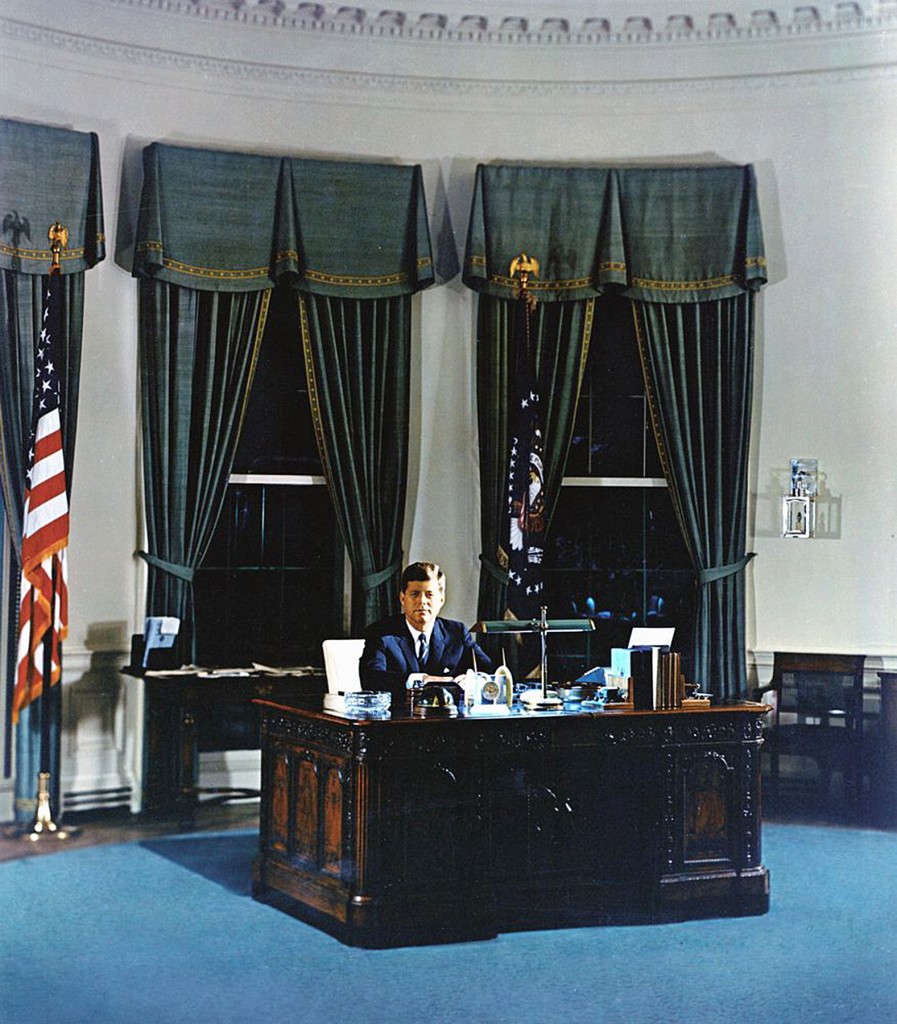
[123,670,325,817]
[252,698,770,947]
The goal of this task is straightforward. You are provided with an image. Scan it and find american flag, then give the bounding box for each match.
[13,269,69,723]
[505,292,545,622]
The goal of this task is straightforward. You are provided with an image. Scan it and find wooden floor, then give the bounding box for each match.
[0,800,260,863]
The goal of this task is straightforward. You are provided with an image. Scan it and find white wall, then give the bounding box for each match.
[2,0,896,814]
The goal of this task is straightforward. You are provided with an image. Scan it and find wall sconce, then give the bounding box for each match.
[782,458,816,538]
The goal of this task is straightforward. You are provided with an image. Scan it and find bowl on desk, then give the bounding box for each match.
[558,686,584,704]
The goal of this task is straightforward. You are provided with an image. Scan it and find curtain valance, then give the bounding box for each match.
[133,142,434,297]
[0,119,105,275]
[463,163,766,303]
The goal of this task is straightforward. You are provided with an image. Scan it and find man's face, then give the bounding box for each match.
[399,576,445,633]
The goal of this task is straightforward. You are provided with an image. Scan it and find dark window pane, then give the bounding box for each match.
[232,287,321,475]
[196,484,342,667]
[589,296,645,396]
[565,400,591,477]
[573,295,658,478]
[543,486,693,681]
[588,395,646,477]
[202,485,262,566]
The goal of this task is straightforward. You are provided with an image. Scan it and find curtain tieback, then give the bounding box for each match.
[137,551,195,583]
[479,553,509,586]
[360,558,403,593]
[697,552,755,586]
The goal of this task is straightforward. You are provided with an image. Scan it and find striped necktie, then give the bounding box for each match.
[417,632,428,669]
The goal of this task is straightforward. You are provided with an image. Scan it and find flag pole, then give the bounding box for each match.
[506,254,562,709]
[13,222,80,842]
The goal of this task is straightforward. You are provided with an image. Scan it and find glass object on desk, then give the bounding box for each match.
[582,686,609,709]
[343,691,391,717]
[558,685,584,705]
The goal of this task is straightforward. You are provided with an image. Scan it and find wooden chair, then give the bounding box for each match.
[755,652,867,811]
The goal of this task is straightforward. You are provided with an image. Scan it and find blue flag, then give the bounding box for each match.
[505,294,545,622]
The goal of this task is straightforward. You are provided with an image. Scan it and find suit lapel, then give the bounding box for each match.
[396,623,418,673]
[428,620,447,673]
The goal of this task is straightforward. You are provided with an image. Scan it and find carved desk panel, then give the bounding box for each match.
[252,699,769,947]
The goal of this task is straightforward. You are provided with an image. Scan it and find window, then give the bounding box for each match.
[543,296,694,680]
[192,287,346,668]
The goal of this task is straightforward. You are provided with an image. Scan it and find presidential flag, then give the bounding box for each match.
[13,268,69,723]
[505,291,545,622]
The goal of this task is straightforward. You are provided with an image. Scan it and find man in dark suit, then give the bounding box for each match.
[359,561,492,701]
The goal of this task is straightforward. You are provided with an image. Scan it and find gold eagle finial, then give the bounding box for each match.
[509,253,539,285]
[48,221,69,270]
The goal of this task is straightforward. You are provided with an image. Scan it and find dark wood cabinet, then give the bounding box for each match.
[127,671,325,816]
[253,699,769,947]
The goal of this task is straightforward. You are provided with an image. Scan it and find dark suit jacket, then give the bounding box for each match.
[359,615,493,701]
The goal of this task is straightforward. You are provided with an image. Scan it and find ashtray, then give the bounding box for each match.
[558,686,584,703]
[344,691,391,717]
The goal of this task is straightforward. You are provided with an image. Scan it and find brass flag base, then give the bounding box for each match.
[6,771,81,842]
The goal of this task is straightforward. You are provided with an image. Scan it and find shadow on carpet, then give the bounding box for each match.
[140,830,257,896]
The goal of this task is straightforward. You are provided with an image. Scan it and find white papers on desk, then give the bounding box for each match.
[251,663,317,677]
[627,627,675,648]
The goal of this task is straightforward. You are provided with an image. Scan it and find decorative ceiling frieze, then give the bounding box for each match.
[3,0,897,104]
[96,0,897,43]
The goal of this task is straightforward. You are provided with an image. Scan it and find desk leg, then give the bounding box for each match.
[142,699,200,821]
[176,709,201,824]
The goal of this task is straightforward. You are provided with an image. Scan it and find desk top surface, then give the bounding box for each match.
[255,695,770,726]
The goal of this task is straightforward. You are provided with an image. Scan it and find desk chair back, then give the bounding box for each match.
[771,652,866,725]
[322,639,365,694]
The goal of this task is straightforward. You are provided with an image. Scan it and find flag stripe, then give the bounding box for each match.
[23,490,68,536]
[13,270,70,724]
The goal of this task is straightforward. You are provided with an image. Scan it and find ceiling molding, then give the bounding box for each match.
[3,1,897,106]
[97,0,897,44]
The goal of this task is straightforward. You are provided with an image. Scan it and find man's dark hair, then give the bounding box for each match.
[400,561,445,593]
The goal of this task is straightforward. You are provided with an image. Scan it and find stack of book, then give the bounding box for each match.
[629,647,687,710]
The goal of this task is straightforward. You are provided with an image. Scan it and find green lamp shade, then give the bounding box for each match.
[472,619,594,634]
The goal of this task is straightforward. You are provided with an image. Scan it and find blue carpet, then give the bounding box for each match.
[1,823,895,1024]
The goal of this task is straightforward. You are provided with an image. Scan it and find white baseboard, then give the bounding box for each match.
[198,749,261,797]
[0,779,13,822]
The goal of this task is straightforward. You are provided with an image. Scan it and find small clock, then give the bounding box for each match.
[479,677,501,703]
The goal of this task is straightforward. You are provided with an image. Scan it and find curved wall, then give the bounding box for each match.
[2,0,896,811]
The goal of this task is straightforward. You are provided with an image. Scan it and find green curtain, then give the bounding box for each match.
[299,293,410,630]
[138,280,269,662]
[134,144,433,297]
[464,162,766,699]
[133,143,434,643]
[476,295,594,619]
[0,120,105,277]
[633,295,756,700]
[0,116,104,827]
[0,270,85,826]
